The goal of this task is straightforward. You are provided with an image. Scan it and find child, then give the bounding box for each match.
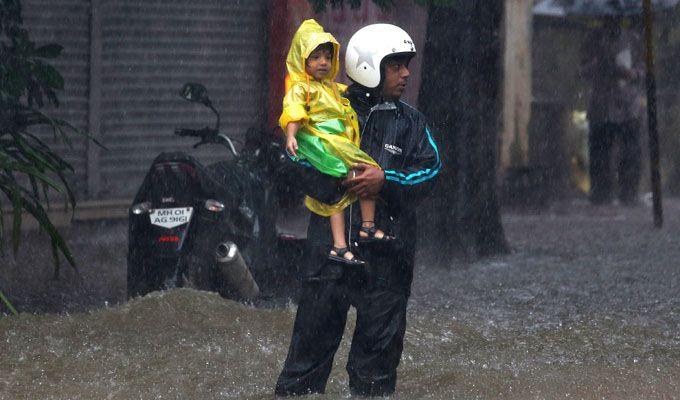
[280,19,395,266]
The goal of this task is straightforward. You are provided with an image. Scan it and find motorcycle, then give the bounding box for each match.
[127,83,304,302]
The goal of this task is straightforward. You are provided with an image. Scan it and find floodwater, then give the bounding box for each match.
[2,198,680,399]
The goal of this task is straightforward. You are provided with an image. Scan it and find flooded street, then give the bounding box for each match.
[4,0,679,397]
[2,199,680,399]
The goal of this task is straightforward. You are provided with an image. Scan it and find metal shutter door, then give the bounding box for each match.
[99,0,267,198]
[21,0,90,197]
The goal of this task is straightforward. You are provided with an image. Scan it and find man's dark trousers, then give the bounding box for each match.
[588,119,641,204]
[275,267,408,397]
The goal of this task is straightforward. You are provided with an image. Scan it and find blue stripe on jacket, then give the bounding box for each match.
[384,126,441,185]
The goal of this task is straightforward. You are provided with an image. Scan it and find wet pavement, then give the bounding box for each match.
[1,198,679,398]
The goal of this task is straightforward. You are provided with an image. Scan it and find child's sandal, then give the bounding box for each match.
[329,246,366,266]
[358,222,396,243]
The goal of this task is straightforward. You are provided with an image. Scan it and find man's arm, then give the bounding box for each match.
[380,123,441,209]
[344,122,441,209]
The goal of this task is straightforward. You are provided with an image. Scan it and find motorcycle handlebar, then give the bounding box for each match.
[174,127,216,138]
[174,127,238,156]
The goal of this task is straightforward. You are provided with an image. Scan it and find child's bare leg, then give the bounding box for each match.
[330,212,348,248]
[359,198,387,239]
[329,212,356,260]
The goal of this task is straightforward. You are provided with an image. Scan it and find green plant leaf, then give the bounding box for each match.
[10,162,65,193]
[51,119,73,147]
[11,185,21,253]
[4,67,26,97]
[53,167,76,210]
[14,133,64,174]
[0,289,18,316]
[0,201,5,256]
[45,89,59,108]
[19,107,78,148]
[51,239,61,279]
[23,199,76,268]
[33,61,63,90]
[1,172,39,199]
[42,182,50,208]
[28,173,39,197]
[34,43,62,59]
[26,78,43,108]
[57,119,103,147]
[1,2,94,284]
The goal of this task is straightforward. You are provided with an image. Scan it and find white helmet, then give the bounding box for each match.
[345,23,416,88]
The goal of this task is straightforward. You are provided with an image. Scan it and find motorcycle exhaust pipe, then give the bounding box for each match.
[215,242,259,300]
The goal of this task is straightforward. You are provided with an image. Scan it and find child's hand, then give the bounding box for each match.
[285,121,300,157]
[286,136,298,157]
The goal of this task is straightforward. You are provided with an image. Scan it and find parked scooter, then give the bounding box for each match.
[127,83,304,301]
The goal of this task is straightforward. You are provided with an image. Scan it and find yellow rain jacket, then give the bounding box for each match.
[279,19,379,217]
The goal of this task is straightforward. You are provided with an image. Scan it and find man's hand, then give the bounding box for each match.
[343,163,384,199]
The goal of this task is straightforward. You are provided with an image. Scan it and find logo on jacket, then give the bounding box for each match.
[384,144,402,155]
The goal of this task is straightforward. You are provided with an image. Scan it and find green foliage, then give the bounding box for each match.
[0,290,17,315]
[1,0,97,315]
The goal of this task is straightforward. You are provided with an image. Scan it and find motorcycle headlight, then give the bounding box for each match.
[204,199,225,212]
[130,201,151,215]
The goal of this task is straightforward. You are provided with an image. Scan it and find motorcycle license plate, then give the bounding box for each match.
[149,207,193,229]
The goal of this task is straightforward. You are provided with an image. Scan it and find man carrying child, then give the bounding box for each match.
[276,22,441,397]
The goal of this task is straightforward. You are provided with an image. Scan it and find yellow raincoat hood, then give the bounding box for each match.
[286,19,340,83]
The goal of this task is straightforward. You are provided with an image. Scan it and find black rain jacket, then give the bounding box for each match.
[296,84,441,295]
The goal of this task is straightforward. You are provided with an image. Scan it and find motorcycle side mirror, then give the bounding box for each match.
[179,83,211,106]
